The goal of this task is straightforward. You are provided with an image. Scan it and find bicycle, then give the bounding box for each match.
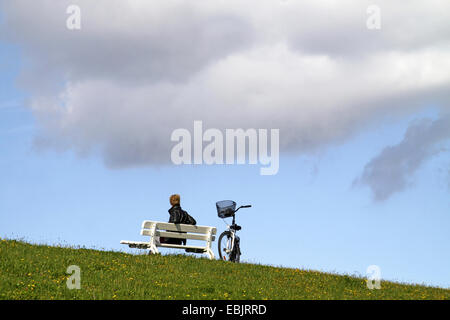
[216,200,251,262]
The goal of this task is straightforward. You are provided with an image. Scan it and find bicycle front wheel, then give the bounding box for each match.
[218,231,234,262]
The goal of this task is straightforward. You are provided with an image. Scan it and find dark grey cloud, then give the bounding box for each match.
[1,0,255,90]
[354,113,450,201]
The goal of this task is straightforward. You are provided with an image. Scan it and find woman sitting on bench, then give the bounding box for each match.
[160,194,197,245]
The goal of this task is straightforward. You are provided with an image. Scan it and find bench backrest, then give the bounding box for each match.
[141,221,217,242]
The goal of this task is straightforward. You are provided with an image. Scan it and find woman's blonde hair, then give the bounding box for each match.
[170,194,180,206]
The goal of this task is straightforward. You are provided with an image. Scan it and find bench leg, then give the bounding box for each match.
[148,242,159,255]
[146,222,159,255]
[205,228,215,260]
[206,248,215,260]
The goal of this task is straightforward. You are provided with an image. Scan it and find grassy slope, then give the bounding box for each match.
[0,239,448,300]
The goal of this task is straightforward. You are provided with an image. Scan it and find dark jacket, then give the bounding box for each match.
[168,205,196,225]
[163,205,196,246]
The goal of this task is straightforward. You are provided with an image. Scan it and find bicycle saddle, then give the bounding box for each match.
[230,224,241,231]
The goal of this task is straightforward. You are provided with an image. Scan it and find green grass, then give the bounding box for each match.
[0,239,448,300]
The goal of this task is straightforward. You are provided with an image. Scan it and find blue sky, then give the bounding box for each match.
[1,40,449,287]
[1,2,449,289]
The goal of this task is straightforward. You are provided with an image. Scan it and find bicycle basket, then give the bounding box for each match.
[216,200,236,218]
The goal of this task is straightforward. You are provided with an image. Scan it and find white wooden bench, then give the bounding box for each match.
[120,220,217,260]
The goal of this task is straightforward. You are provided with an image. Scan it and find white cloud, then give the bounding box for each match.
[1,0,450,198]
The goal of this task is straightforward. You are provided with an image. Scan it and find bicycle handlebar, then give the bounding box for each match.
[234,204,252,213]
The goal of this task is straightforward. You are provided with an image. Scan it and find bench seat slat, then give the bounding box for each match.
[157,231,215,241]
[120,240,150,248]
[140,230,215,241]
[158,244,206,250]
[120,240,148,245]
[142,221,216,235]
[120,240,207,251]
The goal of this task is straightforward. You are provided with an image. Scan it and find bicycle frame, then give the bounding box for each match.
[216,201,250,262]
[222,218,237,255]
